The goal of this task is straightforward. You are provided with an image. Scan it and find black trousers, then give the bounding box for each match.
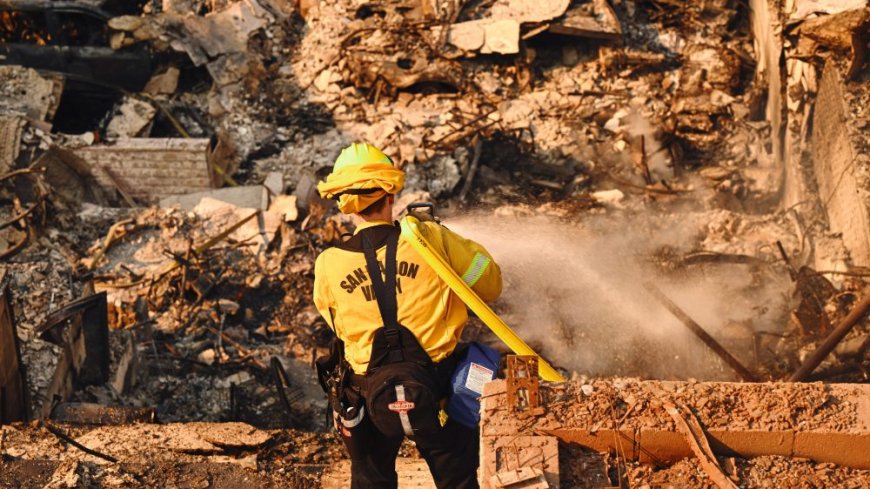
[337,411,480,489]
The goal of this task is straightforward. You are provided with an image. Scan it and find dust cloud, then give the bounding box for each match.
[446,212,794,381]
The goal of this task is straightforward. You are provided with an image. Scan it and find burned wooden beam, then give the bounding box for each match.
[50,403,155,425]
[35,291,110,418]
[789,290,870,382]
[644,282,759,382]
[41,421,118,463]
[0,270,29,423]
[0,0,111,20]
[0,45,152,92]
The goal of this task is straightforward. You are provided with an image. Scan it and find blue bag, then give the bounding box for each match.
[446,342,501,428]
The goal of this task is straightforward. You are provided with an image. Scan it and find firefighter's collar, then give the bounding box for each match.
[354,220,393,234]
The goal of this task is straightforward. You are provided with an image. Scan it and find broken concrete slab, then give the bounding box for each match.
[548,0,622,40]
[797,7,868,77]
[268,194,298,222]
[74,138,228,203]
[0,66,64,122]
[444,0,571,54]
[160,185,270,212]
[263,171,283,196]
[796,8,867,51]
[143,67,181,96]
[481,380,870,470]
[106,97,157,138]
[293,172,331,211]
[168,0,274,65]
[72,422,272,461]
[192,197,282,250]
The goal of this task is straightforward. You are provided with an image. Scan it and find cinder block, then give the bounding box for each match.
[794,432,870,469]
[481,435,559,489]
[637,428,686,464]
[480,380,870,472]
[549,428,637,461]
[706,429,794,459]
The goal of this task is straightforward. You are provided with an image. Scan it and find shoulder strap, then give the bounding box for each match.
[361,226,399,330]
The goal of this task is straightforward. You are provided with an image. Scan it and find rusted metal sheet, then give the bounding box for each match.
[506,355,544,416]
[0,269,29,423]
[73,138,232,203]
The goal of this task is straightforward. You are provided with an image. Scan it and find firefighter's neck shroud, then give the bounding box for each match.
[316,143,405,214]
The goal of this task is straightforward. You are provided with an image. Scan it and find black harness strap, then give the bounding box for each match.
[361,227,403,363]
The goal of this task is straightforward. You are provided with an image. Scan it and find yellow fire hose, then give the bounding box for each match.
[400,215,566,382]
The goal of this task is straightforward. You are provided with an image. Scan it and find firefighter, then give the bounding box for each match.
[313,143,502,489]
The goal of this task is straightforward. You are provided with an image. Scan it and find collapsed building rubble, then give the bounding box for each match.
[0,0,869,486]
[480,377,870,487]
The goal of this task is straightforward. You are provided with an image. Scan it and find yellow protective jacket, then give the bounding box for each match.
[313,220,502,374]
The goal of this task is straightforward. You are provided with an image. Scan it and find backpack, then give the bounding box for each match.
[358,225,445,438]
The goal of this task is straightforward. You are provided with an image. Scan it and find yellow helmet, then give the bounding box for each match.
[333,143,393,171]
[317,143,405,214]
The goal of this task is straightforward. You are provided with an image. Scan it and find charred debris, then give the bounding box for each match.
[1,0,869,487]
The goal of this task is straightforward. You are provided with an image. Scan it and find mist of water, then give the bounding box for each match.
[445,212,793,380]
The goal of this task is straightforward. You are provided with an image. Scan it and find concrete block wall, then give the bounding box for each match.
[479,379,870,486]
[812,63,870,266]
[75,138,219,202]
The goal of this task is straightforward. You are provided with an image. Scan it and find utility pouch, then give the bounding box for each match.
[364,326,443,438]
[315,330,360,436]
[326,379,371,459]
[315,335,346,395]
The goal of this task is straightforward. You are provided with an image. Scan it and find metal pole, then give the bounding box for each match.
[788,290,870,382]
[644,282,759,382]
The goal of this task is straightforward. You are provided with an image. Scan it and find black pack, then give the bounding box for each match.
[358,225,445,438]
